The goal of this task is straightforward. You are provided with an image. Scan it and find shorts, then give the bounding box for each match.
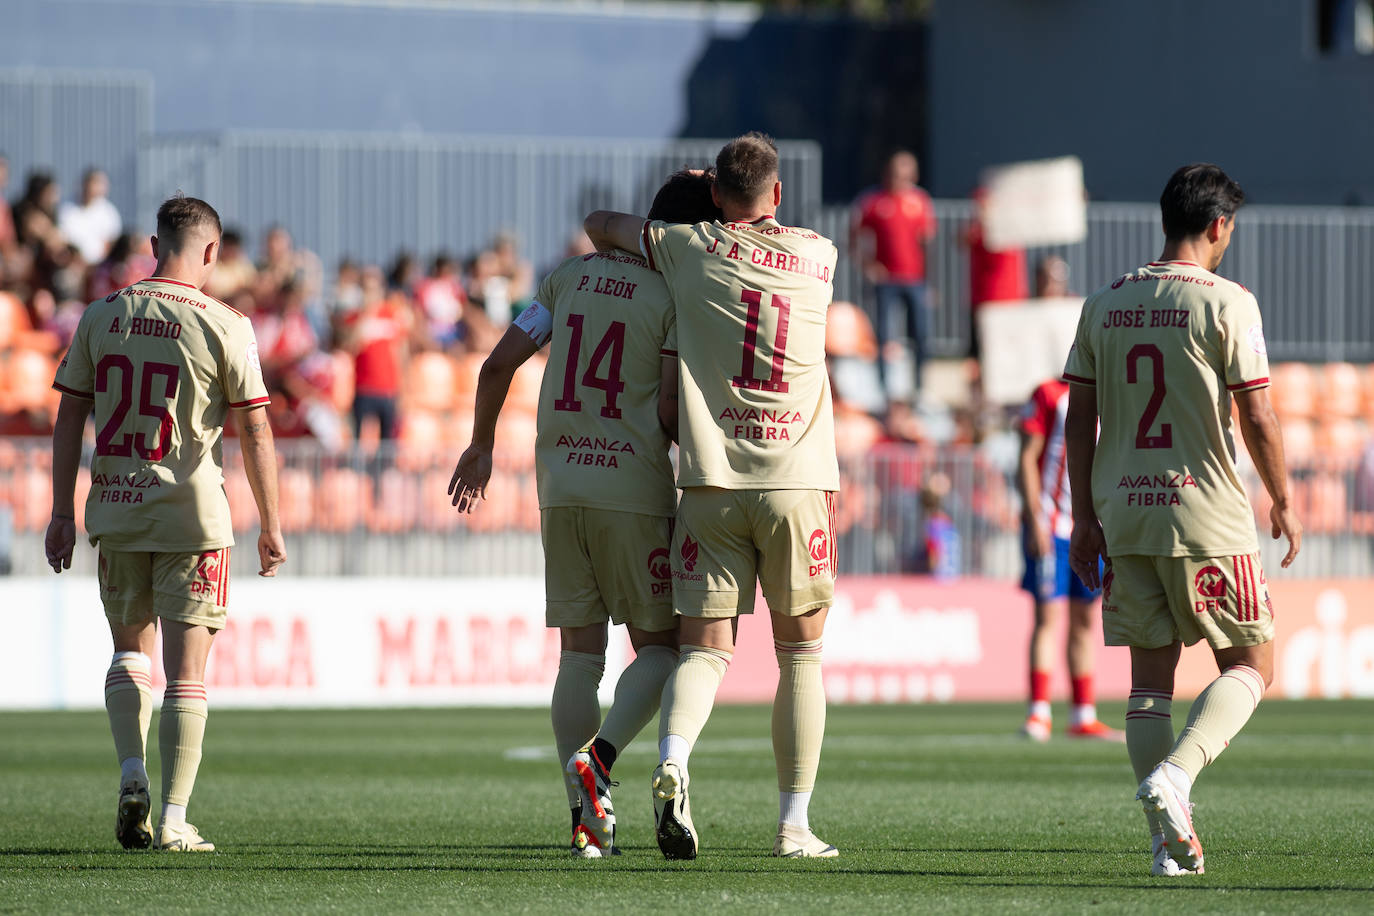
[1101,552,1274,650]
[670,487,836,619]
[541,506,675,632]
[1021,533,1101,602]
[97,546,231,630]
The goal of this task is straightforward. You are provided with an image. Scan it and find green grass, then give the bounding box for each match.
[1,702,1371,914]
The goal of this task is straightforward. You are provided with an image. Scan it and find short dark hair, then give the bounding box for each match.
[156,194,222,249]
[1160,164,1245,240]
[714,132,779,206]
[647,168,722,224]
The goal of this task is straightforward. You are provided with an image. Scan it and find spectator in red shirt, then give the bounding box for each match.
[851,150,937,401]
[341,266,411,441]
[963,190,1028,361]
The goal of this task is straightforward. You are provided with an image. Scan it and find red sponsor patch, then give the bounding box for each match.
[808,528,828,563]
[648,547,671,581]
[1194,565,1226,599]
[680,535,699,573]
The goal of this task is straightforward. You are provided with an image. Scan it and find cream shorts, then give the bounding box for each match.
[1102,551,1274,650]
[98,546,231,631]
[541,506,675,632]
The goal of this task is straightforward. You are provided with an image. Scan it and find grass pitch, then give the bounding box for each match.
[1,701,1371,914]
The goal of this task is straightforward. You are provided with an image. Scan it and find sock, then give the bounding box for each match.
[589,737,618,774]
[159,680,208,814]
[779,790,813,831]
[161,802,187,828]
[105,652,153,786]
[593,645,678,768]
[773,638,826,830]
[659,645,732,762]
[550,650,604,807]
[1125,688,1174,783]
[1165,664,1266,782]
[1070,675,1096,725]
[1029,669,1051,719]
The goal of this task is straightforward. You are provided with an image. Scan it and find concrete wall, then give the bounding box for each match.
[929,0,1374,204]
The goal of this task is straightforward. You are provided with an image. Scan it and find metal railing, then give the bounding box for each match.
[817,200,1374,362]
[138,132,824,281]
[2,437,1367,582]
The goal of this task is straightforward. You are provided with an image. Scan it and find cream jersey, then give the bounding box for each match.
[53,277,270,552]
[1063,260,1270,557]
[640,216,839,491]
[526,250,677,517]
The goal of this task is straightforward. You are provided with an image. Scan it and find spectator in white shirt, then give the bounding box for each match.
[57,168,122,264]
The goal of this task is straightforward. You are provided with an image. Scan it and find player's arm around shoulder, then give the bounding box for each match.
[584,211,647,256]
[232,406,287,577]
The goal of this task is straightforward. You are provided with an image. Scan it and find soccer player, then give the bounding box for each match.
[1016,378,1123,743]
[46,194,286,852]
[585,132,840,860]
[1064,164,1301,876]
[448,170,721,858]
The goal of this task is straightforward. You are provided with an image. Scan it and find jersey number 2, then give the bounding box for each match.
[554,314,626,419]
[95,355,180,459]
[1127,343,1172,449]
[732,289,791,393]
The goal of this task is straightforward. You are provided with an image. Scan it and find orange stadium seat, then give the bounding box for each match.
[398,408,445,470]
[833,408,885,459]
[506,355,546,416]
[515,473,541,532]
[405,351,459,413]
[420,469,461,532]
[222,472,259,532]
[277,467,316,533]
[1318,362,1362,420]
[1281,419,1316,469]
[1314,418,1367,467]
[455,353,485,403]
[494,411,538,472]
[1269,362,1316,420]
[13,467,52,531]
[327,349,355,414]
[1298,473,1348,535]
[3,348,58,415]
[315,468,371,531]
[1361,363,1374,418]
[0,292,31,350]
[825,301,878,360]
[367,467,420,533]
[445,410,475,450]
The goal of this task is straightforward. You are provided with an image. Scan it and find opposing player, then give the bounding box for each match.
[448,170,721,857]
[1064,164,1301,876]
[46,194,286,852]
[1016,378,1123,742]
[585,132,840,860]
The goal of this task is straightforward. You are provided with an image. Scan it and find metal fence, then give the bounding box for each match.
[3,438,1367,583]
[138,132,824,279]
[818,200,1374,363]
[0,69,150,222]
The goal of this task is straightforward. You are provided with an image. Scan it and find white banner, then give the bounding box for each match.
[977,297,1084,405]
[979,155,1087,251]
[1,577,630,709]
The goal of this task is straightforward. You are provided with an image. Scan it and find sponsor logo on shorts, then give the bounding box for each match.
[99,553,116,594]
[673,534,704,583]
[680,535,699,573]
[807,528,831,578]
[648,547,671,596]
[1100,566,1115,612]
[190,549,228,605]
[1194,564,1228,615]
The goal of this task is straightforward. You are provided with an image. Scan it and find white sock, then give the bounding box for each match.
[1162,761,1193,801]
[161,802,187,828]
[660,734,690,765]
[1029,700,1051,719]
[120,756,148,787]
[779,790,812,830]
[1071,704,1097,727]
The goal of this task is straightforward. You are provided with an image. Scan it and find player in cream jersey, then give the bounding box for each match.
[638,214,839,491]
[586,133,840,861]
[449,169,720,858]
[1063,165,1301,877]
[46,195,285,854]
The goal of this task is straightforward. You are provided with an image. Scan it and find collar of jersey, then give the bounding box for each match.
[1146,260,1201,268]
[143,276,198,289]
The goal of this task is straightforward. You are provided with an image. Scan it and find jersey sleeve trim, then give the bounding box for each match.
[229,396,272,408]
[640,221,656,271]
[1226,377,1270,392]
[660,348,678,357]
[52,381,94,399]
[1062,372,1096,386]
